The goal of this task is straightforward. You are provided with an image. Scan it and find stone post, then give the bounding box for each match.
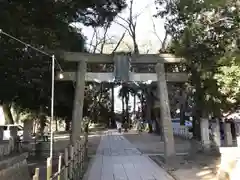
[155,63,175,158]
[9,126,18,151]
[235,122,240,147]
[212,121,221,148]
[0,126,3,141]
[71,60,86,144]
[23,120,33,142]
[200,118,210,149]
[235,122,240,136]
[224,123,233,146]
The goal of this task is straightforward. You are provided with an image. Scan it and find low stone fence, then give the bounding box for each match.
[0,138,15,158]
[0,153,30,180]
[173,126,193,139]
[32,133,88,180]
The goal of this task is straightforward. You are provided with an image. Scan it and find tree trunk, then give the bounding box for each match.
[122,96,125,123]
[15,112,21,124]
[153,109,161,134]
[192,115,201,140]
[65,119,70,131]
[55,119,58,132]
[13,106,21,124]
[155,119,161,134]
[33,119,37,134]
[132,33,139,54]
[148,120,153,133]
[133,95,136,115]
[2,103,14,124]
[192,71,203,140]
[125,94,130,126]
[146,94,153,133]
[111,83,116,128]
[125,94,132,127]
[180,90,187,125]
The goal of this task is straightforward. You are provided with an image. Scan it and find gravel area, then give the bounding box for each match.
[124,131,191,154]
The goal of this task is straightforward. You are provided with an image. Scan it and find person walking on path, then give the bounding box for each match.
[43,125,49,141]
[116,121,122,133]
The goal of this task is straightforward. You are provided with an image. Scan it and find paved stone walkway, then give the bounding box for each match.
[86,130,174,180]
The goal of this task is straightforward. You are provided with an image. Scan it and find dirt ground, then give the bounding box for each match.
[27,126,103,180]
[124,131,191,154]
[87,131,102,156]
[124,131,221,180]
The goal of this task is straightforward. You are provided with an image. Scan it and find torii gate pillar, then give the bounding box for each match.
[156,63,176,158]
[71,60,86,143]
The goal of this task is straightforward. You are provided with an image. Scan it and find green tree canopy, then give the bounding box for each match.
[0,0,127,123]
[155,0,240,138]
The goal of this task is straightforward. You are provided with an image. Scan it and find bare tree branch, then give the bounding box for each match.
[86,42,101,53]
[114,20,132,35]
[100,24,110,53]
[111,30,127,53]
[92,28,100,53]
[91,0,153,54]
[123,41,133,51]
[151,17,162,44]
[89,28,97,52]
[150,16,169,53]
[88,22,112,54]
[117,15,131,25]
[115,0,150,53]
[161,31,169,52]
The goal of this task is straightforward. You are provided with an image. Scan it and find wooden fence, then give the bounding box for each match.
[32,133,88,180]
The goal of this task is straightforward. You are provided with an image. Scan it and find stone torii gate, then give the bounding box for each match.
[57,52,187,158]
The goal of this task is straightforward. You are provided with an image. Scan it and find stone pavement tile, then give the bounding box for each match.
[86,130,174,180]
[113,163,128,180]
[101,156,114,180]
[86,155,103,180]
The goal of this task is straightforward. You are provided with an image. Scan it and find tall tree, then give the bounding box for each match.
[155,0,240,139]
[0,0,127,123]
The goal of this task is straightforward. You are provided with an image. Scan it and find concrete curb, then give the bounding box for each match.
[82,155,97,180]
[82,131,105,180]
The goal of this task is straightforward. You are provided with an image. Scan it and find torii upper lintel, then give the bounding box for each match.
[62,52,184,64]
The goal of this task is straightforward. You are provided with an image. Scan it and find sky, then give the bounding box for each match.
[79,0,166,113]
[78,0,166,54]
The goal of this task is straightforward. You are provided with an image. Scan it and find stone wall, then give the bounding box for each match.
[0,153,30,180]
